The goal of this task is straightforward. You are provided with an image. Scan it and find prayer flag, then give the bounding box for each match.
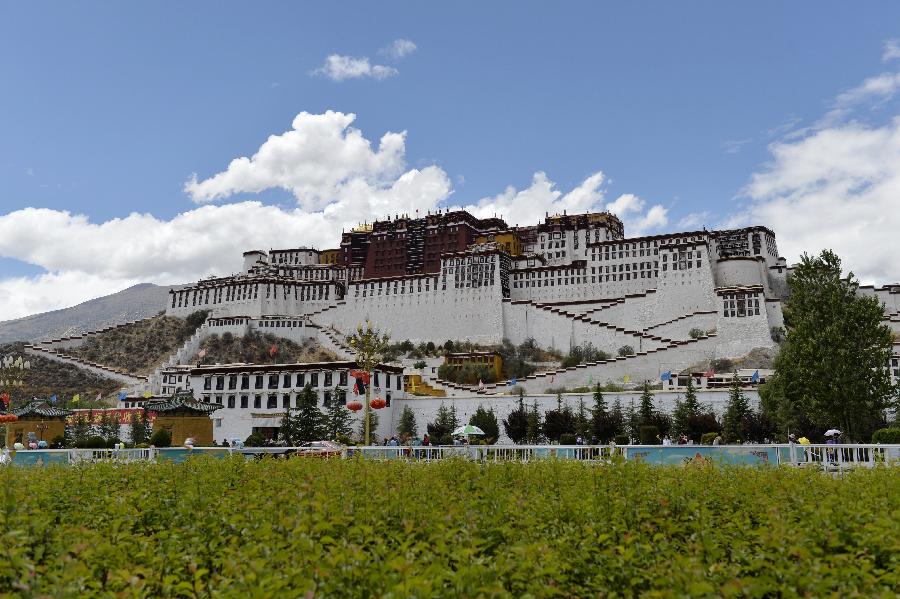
[143,391,152,398]
[50,394,58,403]
[478,379,484,390]
[96,393,102,402]
[118,391,127,401]
[703,367,715,378]
[660,371,671,381]
[269,344,279,357]
[197,349,207,359]
[71,394,80,404]
[623,375,631,384]
[508,378,517,386]
[750,370,760,383]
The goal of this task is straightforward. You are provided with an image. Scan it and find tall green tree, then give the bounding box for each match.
[638,382,655,426]
[764,250,897,440]
[357,410,379,444]
[397,405,418,440]
[543,393,575,441]
[469,405,500,444]
[323,388,353,441]
[129,407,150,446]
[281,385,325,445]
[427,402,459,444]
[574,397,591,439]
[525,399,543,444]
[722,373,750,443]
[609,398,625,438]
[503,391,528,444]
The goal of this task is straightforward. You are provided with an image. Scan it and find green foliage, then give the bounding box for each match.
[437,362,497,385]
[872,428,900,444]
[722,374,750,443]
[525,399,543,444]
[561,342,610,368]
[66,412,91,447]
[78,436,107,449]
[688,328,704,340]
[357,410,379,444]
[503,391,528,444]
[701,432,719,445]
[98,410,121,441]
[542,395,575,442]
[282,385,325,445]
[559,433,577,445]
[322,388,352,441]
[638,382,655,426]
[183,309,210,333]
[427,403,459,445]
[413,360,427,369]
[468,405,500,444]
[129,407,150,446]
[613,434,630,445]
[590,384,616,443]
[617,345,635,357]
[765,250,898,440]
[639,425,660,445]
[574,397,591,438]
[244,432,266,447]
[4,460,900,595]
[397,405,418,440]
[149,429,171,447]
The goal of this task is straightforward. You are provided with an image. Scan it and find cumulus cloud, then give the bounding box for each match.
[1,112,668,320]
[818,71,900,128]
[311,55,398,81]
[381,39,417,59]
[739,118,900,284]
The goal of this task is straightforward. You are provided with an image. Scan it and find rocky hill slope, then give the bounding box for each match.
[0,283,174,344]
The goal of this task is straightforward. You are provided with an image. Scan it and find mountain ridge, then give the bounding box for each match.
[0,283,176,343]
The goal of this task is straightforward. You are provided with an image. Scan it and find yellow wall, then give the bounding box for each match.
[5,419,66,447]
[153,415,214,446]
[444,354,503,380]
[319,249,340,265]
[475,233,522,256]
[403,374,447,397]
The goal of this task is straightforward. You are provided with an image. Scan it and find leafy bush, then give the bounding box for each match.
[437,363,496,385]
[617,345,635,357]
[689,328,704,339]
[413,360,427,369]
[639,425,660,445]
[149,429,172,447]
[77,436,107,449]
[614,434,630,445]
[244,432,266,447]
[558,433,577,445]
[3,459,900,596]
[872,428,900,444]
[105,437,122,449]
[701,432,719,445]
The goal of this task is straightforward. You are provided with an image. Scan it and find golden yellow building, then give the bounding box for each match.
[474,232,523,256]
[318,248,341,265]
[403,374,447,397]
[4,401,71,447]
[146,392,221,446]
[443,351,504,380]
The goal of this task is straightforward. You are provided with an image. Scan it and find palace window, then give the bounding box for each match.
[267,395,277,409]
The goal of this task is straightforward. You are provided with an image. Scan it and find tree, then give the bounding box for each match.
[590,384,616,443]
[722,373,750,443]
[525,399,543,444]
[672,378,701,438]
[503,391,528,444]
[282,385,325,445]
[427,402,459,445]
[357,409,379,443]
[543,393,575,442]
[67,412,91,447]
[609,398,625,438]
[625,399,640,441]
[617,345,634,357]
[347,320,391,445]
[469,405,500,444]
[574,397,591,439]
[98,411,121,441]
[764,250,898,440]
[397,405,418,440]
[638,382,655,426]
[129,407,150,445]
[323,387,353,441]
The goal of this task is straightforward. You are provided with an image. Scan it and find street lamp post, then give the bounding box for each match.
[347,321,390,446]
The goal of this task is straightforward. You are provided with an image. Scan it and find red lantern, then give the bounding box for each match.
[346,401,363,412]
[370,398,386,410]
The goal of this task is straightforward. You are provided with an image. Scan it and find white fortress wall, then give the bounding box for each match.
[642,311,718,340]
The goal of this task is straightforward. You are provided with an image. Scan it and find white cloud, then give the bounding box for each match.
[740,117,900,284]
[723,139,752,154]
[819,72,900,127]
[676,211,712,230]
[883,39,900,62]
[381,39,417,59]
[1,112,667,320]
[311,55,398,81]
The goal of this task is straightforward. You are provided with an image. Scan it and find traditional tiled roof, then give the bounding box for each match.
[146,391,222,415]
[12,401,73,419]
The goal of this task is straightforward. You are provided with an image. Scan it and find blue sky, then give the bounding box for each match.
[1,2,899,318]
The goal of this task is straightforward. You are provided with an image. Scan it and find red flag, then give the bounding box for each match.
[269,344,278,357]
[0,392,8,408]
[703,368,715,378]
[352,382,359,395]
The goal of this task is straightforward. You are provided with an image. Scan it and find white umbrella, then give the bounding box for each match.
[451,424,485,436]
[824,429,842,436]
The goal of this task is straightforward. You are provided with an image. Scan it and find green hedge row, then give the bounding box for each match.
[2,458,899,596]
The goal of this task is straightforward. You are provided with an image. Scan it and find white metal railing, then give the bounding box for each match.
[67,448,158,464]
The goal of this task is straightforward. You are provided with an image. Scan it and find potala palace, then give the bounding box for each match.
[25,209,900,443]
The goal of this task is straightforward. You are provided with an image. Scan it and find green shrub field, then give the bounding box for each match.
[2,458,899,597]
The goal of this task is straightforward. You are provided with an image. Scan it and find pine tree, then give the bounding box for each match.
[625,399,639,441]
[543,394,575,442]
[397,405,418,440]
[574,397,591,439]
[722,372,750,443]
[525,399,543,443]
[68,412,91,447]
[282,385,325,445]
[323,387,353,441]
[638,382,655,426]
[610,398,625,438]
[427,402,458,444]
[357,409,379,443]
[503,391,528,444]
[468,405,500,444]
[129,407,150,446]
